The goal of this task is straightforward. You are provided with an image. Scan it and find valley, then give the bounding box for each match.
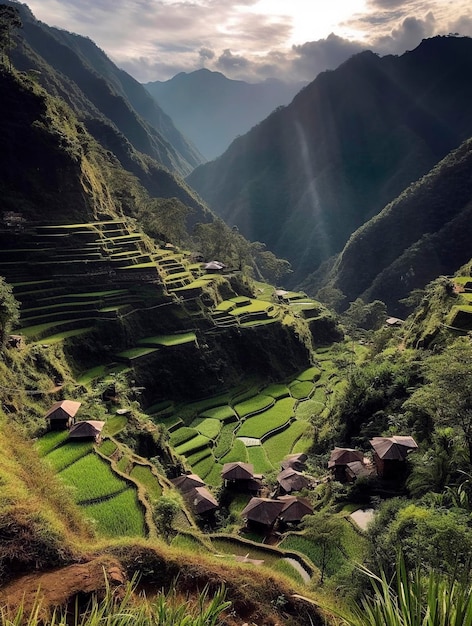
[1,4,472,625]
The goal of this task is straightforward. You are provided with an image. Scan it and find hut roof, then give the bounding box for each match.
[204,260,225,270]
[277,468,311,492]
[221,461,254,481]
[281,453,307,470]
[345,460,373,479]
[184,486,218,514]
[328,447,364,468]
[278,496,313,522]
[68,420,105,440]
[241,497,285,526]
[171,473,205,492]
[45,400,81,420]
[370,436,418,460]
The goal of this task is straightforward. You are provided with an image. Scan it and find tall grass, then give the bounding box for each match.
[0,578,230,626]
[346,555,472,626]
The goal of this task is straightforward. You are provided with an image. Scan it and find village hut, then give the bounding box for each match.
[281,453,307,471]
[276,468,311,494]
[241,497,286,529]
[345,460,375,481]
[222,461,262,494]
[278,495,313,524]
[184,486,218,515]
[45,400,81,430]
[171,473,206,492]
[68,420,105,442]
[370,436,418,478]
[204,260,226,272]
[328,447,365,482]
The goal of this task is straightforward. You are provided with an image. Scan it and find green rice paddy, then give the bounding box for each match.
[237,398,296,439]
[59,453,128,503]
[45,440,94,471]
[83,489,146,538]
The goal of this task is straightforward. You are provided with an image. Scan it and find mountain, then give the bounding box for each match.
[6,1,204,178]
[145,69,305,160]
[320,136,472,315]
[187,36,472,286]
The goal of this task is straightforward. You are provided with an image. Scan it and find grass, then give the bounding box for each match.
[296,367,322,382]
[295,397,325,420]
[103,414,128,436]
[58,453,128,503]
[130,464,163,501]
[234,394,274,418]
[193,454,218,481]
[45,440,94,471]
[210,537,280,566]
[116,347,159,359]
[246,445,274,474]
[76,365,107,385]
[98,439,117,457]
[35,430,69,456]
[174,434,211,456]
[213,423,236,459]
[237,398,295,439]
[170,427,198,447]
[200,405,237,422]
[190,417,222,439]
[289,381,314,400]
[83,489,146,537]
[220,439,248,464]
[202,462,224,487]
[263,421,310,466]
[137,332,196,346]
[263,383,290,399]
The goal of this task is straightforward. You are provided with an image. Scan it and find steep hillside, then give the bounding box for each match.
[145,69,305,160]
[316,136,472,315]
[6,1,203,178]
[187,36,472,285]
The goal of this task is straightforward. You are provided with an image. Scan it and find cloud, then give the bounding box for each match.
[292,34,367,78]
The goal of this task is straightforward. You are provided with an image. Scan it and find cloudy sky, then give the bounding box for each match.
[25,0,472,84]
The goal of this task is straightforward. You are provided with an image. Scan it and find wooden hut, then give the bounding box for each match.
[68,420,105,442]
[328,447,365,482]
[241,497,286,529]
[370,436,418,478]
[221,462,262,494]
[171,473,205,493]
[45,400,81,430]
[184,486,218,515]
[278,495,313,524]
[281,453,307,471]
[276,468,311,494]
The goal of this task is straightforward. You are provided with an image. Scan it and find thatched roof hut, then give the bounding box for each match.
[281,453,307,471]
[241,497,286,527]
[277,468,311,493]
[184,486,218,515]
[370,436,418,460]
[171,473,205,492]
[278,496,313,523]
[221,461,254,481]
[45,400,81,430]
[68,420,105,441]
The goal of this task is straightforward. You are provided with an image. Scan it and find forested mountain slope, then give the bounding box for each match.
[145,69,305,160]
[187,36,472,285]
[322,137,472,315]
[6,1,203,178]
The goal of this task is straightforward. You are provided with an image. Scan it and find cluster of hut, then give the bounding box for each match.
[45,400,105,441]
[328,435,418,481]
[172,435,418,530]
[172,453,315,530]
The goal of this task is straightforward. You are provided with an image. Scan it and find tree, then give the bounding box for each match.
[405,339,472,463]
[301,512,344,584]
[152,496,180,543]
[0,276,19,343]
[0,5,22,71]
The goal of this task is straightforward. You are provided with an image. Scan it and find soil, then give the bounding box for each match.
[0,556,126,617]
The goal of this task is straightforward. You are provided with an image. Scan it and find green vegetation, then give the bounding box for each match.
[59,453,128,503]
[83,489,146,537]
[44,441,94,472]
